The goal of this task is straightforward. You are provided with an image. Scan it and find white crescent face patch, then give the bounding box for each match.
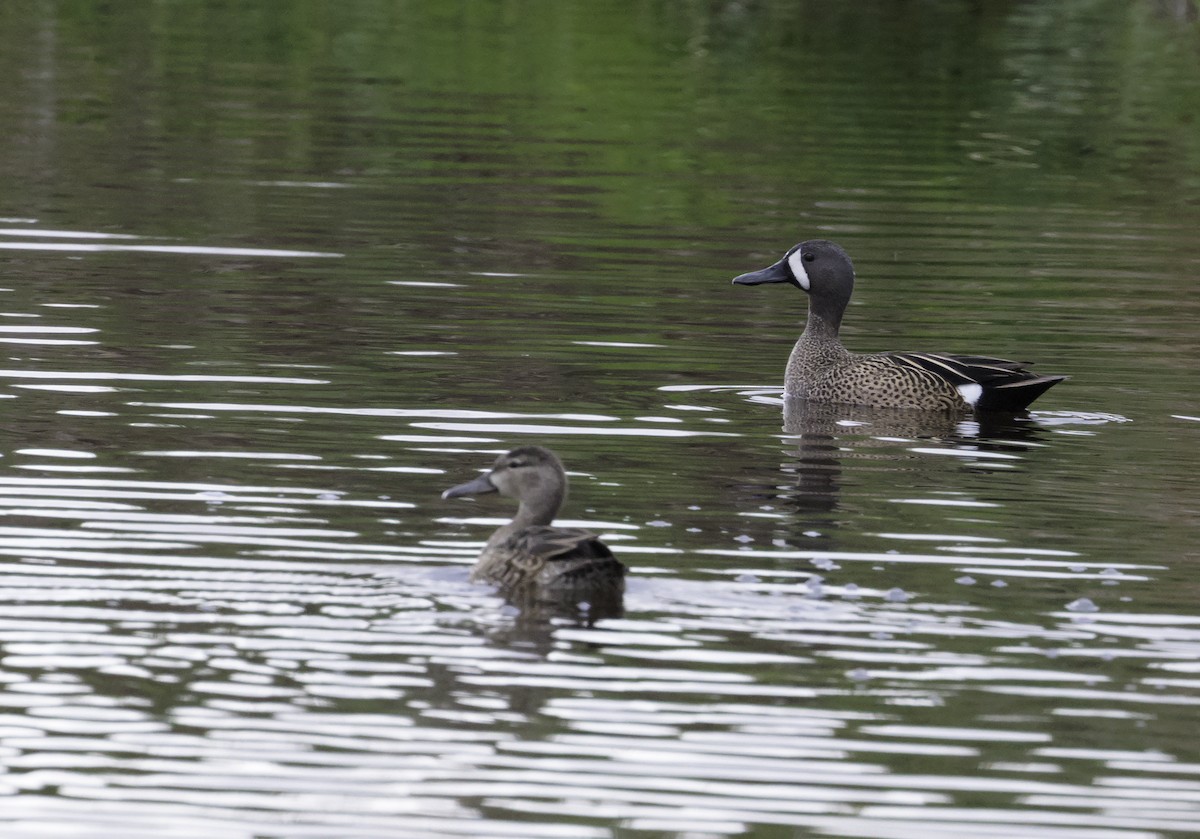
[787,249,811,290]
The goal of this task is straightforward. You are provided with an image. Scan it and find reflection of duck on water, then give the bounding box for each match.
[780,397,1047,521]
[733,240,1065,412]
[442,446,626,616]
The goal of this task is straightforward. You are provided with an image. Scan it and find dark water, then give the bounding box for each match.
[1,1,1199,837]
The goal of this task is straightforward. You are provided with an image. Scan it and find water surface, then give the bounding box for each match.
[1,2,1199,837]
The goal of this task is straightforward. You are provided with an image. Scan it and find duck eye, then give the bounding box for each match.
[803,252,816,263]
[506,460,527,469]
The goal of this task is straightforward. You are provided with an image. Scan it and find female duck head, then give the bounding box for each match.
[732,239,856,329]
[441,445,568,526]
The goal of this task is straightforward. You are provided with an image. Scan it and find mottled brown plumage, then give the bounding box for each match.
[733,240,1065,412]
[441,446,626,594]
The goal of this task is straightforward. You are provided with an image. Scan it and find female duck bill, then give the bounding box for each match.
[441,473,496,499]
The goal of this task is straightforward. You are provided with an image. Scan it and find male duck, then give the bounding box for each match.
[733,240,1066,412]
[442,446,626,592]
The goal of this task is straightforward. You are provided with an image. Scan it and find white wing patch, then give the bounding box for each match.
[956,383,983,406]
[787,250,811,290]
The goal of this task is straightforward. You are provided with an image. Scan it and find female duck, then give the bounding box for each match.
[442,446,626,592]
[733,240,1065,412]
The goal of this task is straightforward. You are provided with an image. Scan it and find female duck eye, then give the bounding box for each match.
[803,252,816,263]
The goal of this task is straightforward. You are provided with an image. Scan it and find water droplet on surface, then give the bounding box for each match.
[956,575,976,585]
[1066,597,1099,613]
[885,587,910,603]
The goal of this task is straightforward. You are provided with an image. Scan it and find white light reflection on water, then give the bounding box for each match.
[133,403,622,421]
[0,373,1186,836]
[411,421,738,438]
[0,239,342,259]
[0,228,140,239]
[0,370,329,384]
[0,455,1196,838]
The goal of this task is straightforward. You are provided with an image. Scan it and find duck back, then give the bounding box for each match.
[473,525,627,593]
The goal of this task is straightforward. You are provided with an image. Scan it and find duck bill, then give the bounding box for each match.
[731,257,794,286]
[441,473,497,500]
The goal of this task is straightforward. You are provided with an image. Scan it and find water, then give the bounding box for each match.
[1,1,1199,837]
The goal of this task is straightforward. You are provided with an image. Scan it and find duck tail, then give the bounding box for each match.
[977,375,1068,412]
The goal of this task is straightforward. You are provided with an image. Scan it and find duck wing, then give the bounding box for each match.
[489,526,626,590]
[886,351,1067,412]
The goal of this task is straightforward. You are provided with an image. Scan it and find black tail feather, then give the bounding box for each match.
[975,375,1068,412]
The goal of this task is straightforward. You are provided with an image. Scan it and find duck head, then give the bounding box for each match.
[442,445,568,525]
[732,239,856,326]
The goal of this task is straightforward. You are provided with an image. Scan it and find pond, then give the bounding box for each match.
[0,1,1199,837]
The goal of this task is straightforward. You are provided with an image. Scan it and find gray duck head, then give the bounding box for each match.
[732,239,856,330]
[442,445,568,526]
